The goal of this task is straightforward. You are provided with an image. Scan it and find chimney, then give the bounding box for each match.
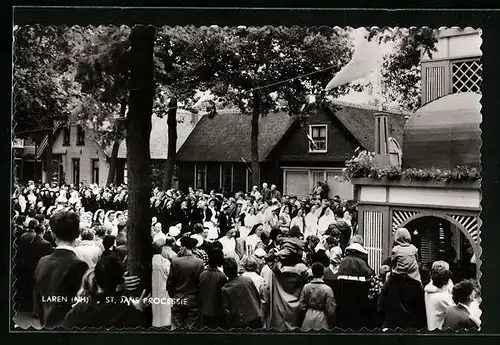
[373,112,391,168]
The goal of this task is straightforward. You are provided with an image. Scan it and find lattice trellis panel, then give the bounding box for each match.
[392,210,420,233]
[447,214,480,244]
[452,59,482,94]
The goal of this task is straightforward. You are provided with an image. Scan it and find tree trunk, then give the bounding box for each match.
[106,100,127,185]
[251,93,261,187]
[44,132,55,184]
[162,97,178,190]
[126,26,156,295]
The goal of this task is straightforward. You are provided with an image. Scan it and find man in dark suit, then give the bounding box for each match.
[442,280,480,330]
[168,236,204,330]
[33,211,89,328]
[22,223,55,314]
[18,219,38,252]
[16,219,39,312]
[198,247,227,329]
[218,206,232,238]
[261,183,270,203]
[221,257,262,329]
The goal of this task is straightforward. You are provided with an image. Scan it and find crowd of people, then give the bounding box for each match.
[13,180,481,331]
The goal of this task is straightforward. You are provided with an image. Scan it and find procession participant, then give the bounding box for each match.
[221,257,263,329]
[260,239,308,330]
[336,242,373,329]
[198,247,227,329]
[442,279,480,330]
[329,208,352,253]
[317,207,335,237]
[63,255,148,328]
[33,211,89,328]
[298,262,336,331]
[151,237,172,328]
[304,204,319,238]
[74,228,102,269]
[290,208,305,234]
[245,224,264,257]
[424,261,454,331]
[279,204,291,233]
[167,236,204,330]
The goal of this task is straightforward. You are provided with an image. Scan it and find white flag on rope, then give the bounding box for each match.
[325,28,382,91]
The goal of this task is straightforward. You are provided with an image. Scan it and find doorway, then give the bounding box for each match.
[404,216,477,284]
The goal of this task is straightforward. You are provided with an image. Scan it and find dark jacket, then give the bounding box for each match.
[167,253,204,307]
[311,249,330,268]
[29,235,55,267]
[218,213,232,238]
[63,294,147,328]
[198,268,227,317]
[114,245,128,262]
[43,230,57,248]
[337,251,373,278]
[221,275,262,328]
[18,230,37,253]
[378,273,427,329]
[327,221,351,253]
[442,304,479,331]
[34,248,89,328]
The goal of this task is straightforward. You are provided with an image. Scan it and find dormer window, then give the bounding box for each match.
[76,125,85,146]
[309,124,327,153]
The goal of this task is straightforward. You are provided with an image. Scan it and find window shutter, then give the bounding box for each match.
[420,228,439,265]
[421,60,451,105]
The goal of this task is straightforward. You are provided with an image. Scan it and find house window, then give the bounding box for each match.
[220,163,233,193]
[91,159,99,184]
[194,164,207,191]
[76,125,85,146]
[72,158,80,185]
[309,125,327,153]
[63,127,71,146]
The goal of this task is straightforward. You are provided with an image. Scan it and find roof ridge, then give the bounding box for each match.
[329,98,412,116]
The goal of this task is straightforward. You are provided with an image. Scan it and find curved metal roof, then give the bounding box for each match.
[402,92,482,170]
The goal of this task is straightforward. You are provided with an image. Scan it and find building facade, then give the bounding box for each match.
[12,137,41,185]
[176,103,405,199]
[29,111,200,186]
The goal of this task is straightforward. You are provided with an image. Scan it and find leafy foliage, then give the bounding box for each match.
[197,26,353,117]
[13,26,77,141]
[366,27,438,112]
[343,149,480,182]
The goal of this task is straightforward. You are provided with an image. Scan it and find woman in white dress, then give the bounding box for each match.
[279,204,292,233]
[151,238,172,327]
[290,208,305,234]
[240,206,257,240]
[218,228,238,259]
[317,207,335,237]
[304,205,319,238]
[205,199,219,240]
[245,223,264,256]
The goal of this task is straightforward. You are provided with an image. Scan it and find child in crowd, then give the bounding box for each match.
[391,228,421,282]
